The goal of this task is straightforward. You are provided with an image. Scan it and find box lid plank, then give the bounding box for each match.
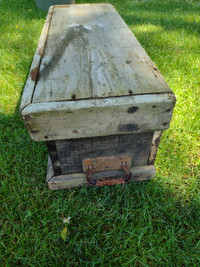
[32,4,172,103]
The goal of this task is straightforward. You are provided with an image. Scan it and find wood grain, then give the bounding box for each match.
[22,93,175,141]
[32,4,172,103]
[20,6,54,111]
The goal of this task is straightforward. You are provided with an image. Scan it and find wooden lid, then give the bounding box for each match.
[20,4,176,141]
[32,4,172,103]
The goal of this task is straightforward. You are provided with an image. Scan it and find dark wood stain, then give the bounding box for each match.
[30,130,39,134]
[55,133,153,174]
[71,94,76,100]
[118,123,140,132]
[39,26,90,81]
[127,106,138,113]
[128,90,133,95]
[30,66,39,81]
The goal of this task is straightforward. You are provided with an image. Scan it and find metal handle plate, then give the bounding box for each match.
[82,156,132,186]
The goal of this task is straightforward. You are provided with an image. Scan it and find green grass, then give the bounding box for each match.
[0,0,200,265]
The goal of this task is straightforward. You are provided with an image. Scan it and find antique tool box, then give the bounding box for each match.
[20,4,176,190]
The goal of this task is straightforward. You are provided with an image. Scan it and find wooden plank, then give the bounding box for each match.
[47,162,156,190]
[21,93,176,141]
[47,156,54,182]
[32,4,172,103]
[20,6,54,112]
[53,132,153,174]
[148,131,162,165]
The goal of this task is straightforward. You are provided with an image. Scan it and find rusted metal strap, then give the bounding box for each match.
[83,156,132,186]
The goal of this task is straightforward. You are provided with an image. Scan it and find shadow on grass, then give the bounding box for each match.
[0,109,47,189]
[0,100,199,265]
[1,130,199,265]
[0,0,46,24]
[1,0,200,265]
[1,97,199,265]
[119,1,200,34]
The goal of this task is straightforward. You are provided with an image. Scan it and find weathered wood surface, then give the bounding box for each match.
[148,131,162,165]
[47,132,153,174]
[47,156,54,182]
[32,4,172,103]
[47,157,156,190]
[20,4,176,142]
[20,6,54,111]
[22,93,175,141]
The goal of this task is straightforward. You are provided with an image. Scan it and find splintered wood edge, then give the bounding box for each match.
[47,157,156,190]
[20,6,54,112]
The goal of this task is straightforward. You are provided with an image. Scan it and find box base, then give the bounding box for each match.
[46,157,156,190]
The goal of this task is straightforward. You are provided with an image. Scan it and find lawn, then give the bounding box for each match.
[0,0,200,265]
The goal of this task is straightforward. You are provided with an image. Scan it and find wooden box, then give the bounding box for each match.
[20,4,176,190]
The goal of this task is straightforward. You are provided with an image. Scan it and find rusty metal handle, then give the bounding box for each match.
[86,164,132,186]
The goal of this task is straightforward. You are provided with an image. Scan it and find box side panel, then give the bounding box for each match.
[47,132,153,175]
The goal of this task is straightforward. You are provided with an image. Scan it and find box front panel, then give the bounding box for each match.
[47,132,153,175]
